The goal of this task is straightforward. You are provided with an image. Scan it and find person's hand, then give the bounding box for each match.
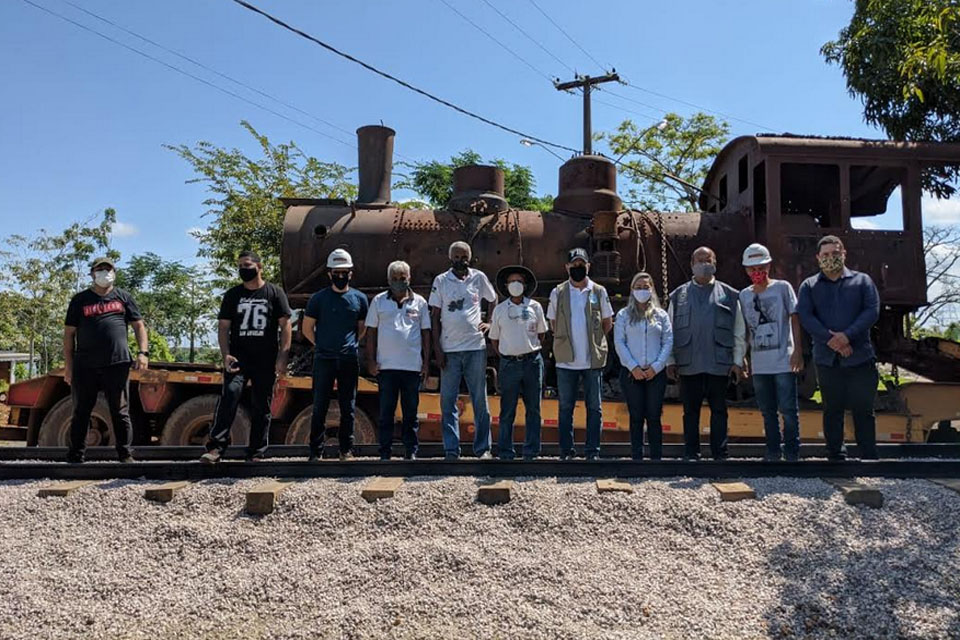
[135,353,149,371]
[742,359,751,378]
[63,368,72,386]
[839,345,853,358]
[224,355,240,373]
[730,364,745,383]
[436,350,447,371]
[369,361,380,377]
[478,322,490,334]
[421,362,430,379]
[789,351,804,373]
[666,364,678,382]
[643,367,656,380]
[631,366,644,381]
[827,330,850,353]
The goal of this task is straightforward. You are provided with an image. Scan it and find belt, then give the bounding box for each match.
[501,350,541,361]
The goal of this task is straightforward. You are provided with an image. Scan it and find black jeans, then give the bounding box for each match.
[679,373,729,459]
[68,362,133,461]
[817,361,879,459]
[311,357,359,455]
[207,365,277,458]
[377,370,421,458]
[619,368,667,460]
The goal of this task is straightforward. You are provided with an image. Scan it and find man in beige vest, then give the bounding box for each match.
[546,248,614,460]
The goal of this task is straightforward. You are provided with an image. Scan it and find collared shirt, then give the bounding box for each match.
[365,291,431,372]
[428,268,497,353]
[665,278,747,369]
[614,306,673,373]
[304,287,369,359]
[489,297,548,356]
[797,267,879,368]
[546,278,614,370]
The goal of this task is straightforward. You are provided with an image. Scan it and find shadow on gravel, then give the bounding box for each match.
[763,497,960,639]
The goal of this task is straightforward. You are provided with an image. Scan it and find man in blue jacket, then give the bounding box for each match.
[797,235,880,460]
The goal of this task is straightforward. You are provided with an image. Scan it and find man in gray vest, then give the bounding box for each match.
[666,246,746,461]
[547,248,614,460]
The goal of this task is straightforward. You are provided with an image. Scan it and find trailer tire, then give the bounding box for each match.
[160,394,251,447]
[284,404,376,445]
[37,395,115,447]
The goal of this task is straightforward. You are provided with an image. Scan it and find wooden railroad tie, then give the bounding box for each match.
[929,478,960,495]
[361,477,404,502]
[477,480,515,505]
[144,481,191,503]
[711,481,756,502]
[37,481,97,498]
[824,478,884,508]
[245,480,295,515]
[596,479,633,494]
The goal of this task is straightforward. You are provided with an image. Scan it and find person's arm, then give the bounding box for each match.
[488,305,501,354]
[789,313,804,372]
[63,326,76,385]
[600,289,614,335]
[131,320,149,370]
[218,319,238,371]
[613,312,638,371]
[546,288,558,334]
[277,317,292,376]
[796,280,831,343]
[301,316,317,345]
[841,275,881,343]
[651,310,673,374]
[365,327,379,376]
[420,329,431,378]
[430,306,445,370]
[732,299,746,373]
[665,299,677,376]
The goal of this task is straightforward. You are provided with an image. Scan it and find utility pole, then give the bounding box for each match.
[554,72,620,154]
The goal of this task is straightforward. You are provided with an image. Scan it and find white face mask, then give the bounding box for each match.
[93,269,115,287]
[632,289,652,303]
[507,281,525,297]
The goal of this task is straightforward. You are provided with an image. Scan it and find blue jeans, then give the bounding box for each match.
[618,368,667,460]
[377,370,421,458]
[497,352,543,459]
[556,367,603,457]
[440,349,491,457]
[752,372,800,458]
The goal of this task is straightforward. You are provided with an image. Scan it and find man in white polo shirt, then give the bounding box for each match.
[489,265,547,460]
[547,248,614,460]
[429,241,498,460]
[365,260,431,460]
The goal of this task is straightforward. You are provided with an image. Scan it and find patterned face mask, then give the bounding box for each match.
[818,254,844,273]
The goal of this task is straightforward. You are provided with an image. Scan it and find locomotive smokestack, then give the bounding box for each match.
[553,155,621,216]
[448,165,509,215]
[356,125,395,207]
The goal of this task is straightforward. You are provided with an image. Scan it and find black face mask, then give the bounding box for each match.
[568,266,587,283]
[332,273,350,289]
[389,280,410,296]
[239,266,258,282]
[451,259,469,276]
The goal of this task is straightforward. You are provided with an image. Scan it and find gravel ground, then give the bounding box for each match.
[0,476,957,640]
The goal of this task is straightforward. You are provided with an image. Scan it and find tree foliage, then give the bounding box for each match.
[823,0,960,197]
[914,224,960,329]
[394,150,554,211]
[597,113,730,212]
[167,121,357,285]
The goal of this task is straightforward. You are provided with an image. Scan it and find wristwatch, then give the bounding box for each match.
[138,350,150,357]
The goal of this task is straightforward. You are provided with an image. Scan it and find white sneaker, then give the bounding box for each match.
[479,451,493,460]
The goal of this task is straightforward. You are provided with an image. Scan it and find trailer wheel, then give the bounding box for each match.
[283,404,376,445]
[37,395,116,447]
[160,395,251,446]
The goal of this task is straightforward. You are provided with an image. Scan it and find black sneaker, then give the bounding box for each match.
[682,454,700,462]
[119,455,135,464]
[444,452,460,461]
[559,451,576,461]
[585,454,600,461]
[244,455,265,463]
[66,456,85,464]
[379,454,391,461]
[522,455,536,461]
[404,452,417,461]
[308,452,321,462]
[785,453,800,462]
[763,452,783,462]
[200,451,221,465]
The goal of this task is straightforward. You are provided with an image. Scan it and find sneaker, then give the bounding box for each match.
[682,454,700,462]
[763,452,783,462]
[479,451,493,460]
[522,455,536,462]
[66,456,85,464]
[244,455,265,463]
[200,451,221,465]
[339,451,355,462]
[119,455,135,464]
[404,452,417,461]
[559,451,576,461]
[585,454,599,461]
[307,453,321,462]
[444,452,460,461]
[379,454,391,461]
[785,453,800,462]
[827,455,846,462]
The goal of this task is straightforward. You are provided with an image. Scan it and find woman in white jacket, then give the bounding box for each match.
[614,272,674,460]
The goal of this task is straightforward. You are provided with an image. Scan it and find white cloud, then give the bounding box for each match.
[923,196,960,225]
[851,218,878,230]
[112,221,138,237]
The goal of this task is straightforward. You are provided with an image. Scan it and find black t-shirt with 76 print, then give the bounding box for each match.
[218,283,292,369]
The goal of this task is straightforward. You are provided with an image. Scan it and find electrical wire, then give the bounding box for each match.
[525,0,608,73]
[477,0,575,75]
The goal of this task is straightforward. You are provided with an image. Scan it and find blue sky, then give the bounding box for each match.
[2,0,958,265]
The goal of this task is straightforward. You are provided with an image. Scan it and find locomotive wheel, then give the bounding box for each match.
[160,394,251,447]
[284,404,376,446]
[37,395,115,447]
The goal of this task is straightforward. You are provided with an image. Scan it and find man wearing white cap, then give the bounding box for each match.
[302,248,368,461]
[739,243,804,461]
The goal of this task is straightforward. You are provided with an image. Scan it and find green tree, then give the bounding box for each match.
[394,150,554,211]
[0,210,118,376]
[597,112,730,212]
[167,121,357,285]
[911,225,960,331]
[823,0,960,197]
[116,253,218,362]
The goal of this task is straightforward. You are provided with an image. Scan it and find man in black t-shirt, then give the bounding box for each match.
[201,250,292,463]
[63,257,150,463]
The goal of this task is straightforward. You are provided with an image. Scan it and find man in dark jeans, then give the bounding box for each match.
[301,249,368,461]
[797,235,881,460]
[201,251,292,464]
[364,260,431,460]
[63,256,150,463]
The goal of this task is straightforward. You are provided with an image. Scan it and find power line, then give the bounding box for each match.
[227,0,578,153]
[436,0,553,83]
[621,80,777,131]
[476,0,575,75]
[19,0,356,150]
[526,0,608,73]
[592,96,662,123]
[60,0,356,140]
